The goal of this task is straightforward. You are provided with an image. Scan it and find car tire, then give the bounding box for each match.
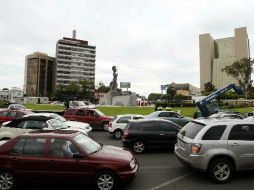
[95,170,117,190]
[0,170,16,190]
[102,122,109,131]
[113,129,123,140]
[133,140,145,154]
[208,158,234,184]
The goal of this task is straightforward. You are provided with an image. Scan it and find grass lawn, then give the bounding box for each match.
[25,104,254,118]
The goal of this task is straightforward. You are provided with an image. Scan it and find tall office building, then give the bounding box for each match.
[55,30,96,86]
[199,27,250,91]
[24,52,56,97]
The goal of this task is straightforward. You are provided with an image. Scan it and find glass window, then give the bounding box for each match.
[202,125,227,140]
[133,116,144,120]
[66,109,75,115]
[139,122,158,131]
[16,121,27,129]
[160,121,178,132]
[158,112,170,117]
[25,120,47,130]
[180,121,205,139]
[76,110,86,116]
[117,117,131,123]
[229,125,254,141]
[11,138,25,154]
[0,111,8,117]
[50,139,79,158]
[74,133,101,154]
[7,112,17,118]
[15,138,46,157]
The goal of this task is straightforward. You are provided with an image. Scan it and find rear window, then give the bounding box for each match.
[65,109,75,115]
[180,121,205,139]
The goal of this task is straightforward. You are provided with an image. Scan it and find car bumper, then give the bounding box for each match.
[122,139,133,149]
[174,145,208,171]
[118,164,139,182]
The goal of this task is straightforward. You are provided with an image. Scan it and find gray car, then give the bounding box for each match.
[146,111,192,127]
[175,120,254,183]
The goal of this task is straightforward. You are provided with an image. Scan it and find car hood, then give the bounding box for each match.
[91,145,133,162]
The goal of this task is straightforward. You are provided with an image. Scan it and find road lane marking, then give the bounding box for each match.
[147,172,194,190]
[139,166,182,169]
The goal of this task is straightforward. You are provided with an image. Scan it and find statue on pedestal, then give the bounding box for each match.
[110,66,118,92]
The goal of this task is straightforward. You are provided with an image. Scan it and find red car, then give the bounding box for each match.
[64,108,112,131]
[0,130,138,190]
[0,109,32,125]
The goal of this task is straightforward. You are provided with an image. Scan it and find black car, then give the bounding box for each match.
[122,119,181,153]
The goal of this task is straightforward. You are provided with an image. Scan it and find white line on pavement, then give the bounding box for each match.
[146,172,194,190]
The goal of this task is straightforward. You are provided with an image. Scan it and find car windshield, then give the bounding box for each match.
[179,121,205,139]
[74,133,101,154]
[48,119,68,130]
[146,112,158,118]
[95,109,105,116]
[50,114,66,122]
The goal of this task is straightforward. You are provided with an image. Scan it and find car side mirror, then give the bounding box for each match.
[73,153,84,159]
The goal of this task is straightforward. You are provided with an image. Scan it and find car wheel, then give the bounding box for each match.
[113,130,123,140]
[95,171,117,190]
[133,141,145,154]
[0,171,16,190]
[208,158,234,184]
[102,122,109,131]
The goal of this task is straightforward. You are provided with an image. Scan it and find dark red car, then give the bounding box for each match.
[0,109,32,125]
[0,130,138,190]
[64,108,112,131]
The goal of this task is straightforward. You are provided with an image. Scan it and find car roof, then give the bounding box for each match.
[116,114,144,118]
[25,113,56,117]
[14,115,53,122]
[20,130,79,138]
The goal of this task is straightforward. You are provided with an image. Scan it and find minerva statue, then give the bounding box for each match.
[110,66,118,91]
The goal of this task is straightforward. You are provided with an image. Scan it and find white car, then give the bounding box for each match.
[109,114,144,139]
[0,115,91,141]
[243,116,254,122]
[69,101,96,109]
[23,113,92,133]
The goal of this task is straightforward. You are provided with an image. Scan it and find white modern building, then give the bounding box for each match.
[0,87,24,102]
[55,30,96,86]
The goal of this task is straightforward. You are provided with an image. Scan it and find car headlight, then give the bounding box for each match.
[130,159,136,170]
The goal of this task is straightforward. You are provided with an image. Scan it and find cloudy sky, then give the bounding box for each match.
[0,0,254,96]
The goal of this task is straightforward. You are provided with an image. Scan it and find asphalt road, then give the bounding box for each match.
[20,131,254,190]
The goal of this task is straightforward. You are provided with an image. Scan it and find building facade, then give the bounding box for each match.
[0,87,23,102]
[199,27,250,91]
[24,52,56,97]
[55,30,96,87]
[168,83,200,97]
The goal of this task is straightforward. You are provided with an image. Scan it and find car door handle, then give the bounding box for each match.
[231,143,239,146]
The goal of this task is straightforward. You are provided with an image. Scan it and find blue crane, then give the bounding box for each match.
[196,83,243,117]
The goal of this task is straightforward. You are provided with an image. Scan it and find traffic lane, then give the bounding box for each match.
[157,170,254,190]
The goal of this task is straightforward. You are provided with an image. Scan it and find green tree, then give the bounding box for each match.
[222,58,253,99]
[148,93,161,101]
[96,82,110,93]
[79,79,95,100]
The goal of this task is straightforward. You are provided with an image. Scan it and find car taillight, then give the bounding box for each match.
[109,122,112,128]
[191,143,201,154]
[123,130,129,139]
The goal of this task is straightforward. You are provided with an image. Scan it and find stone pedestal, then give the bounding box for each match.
[99,91,137,106]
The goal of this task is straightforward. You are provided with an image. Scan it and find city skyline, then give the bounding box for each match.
[1,0,254,96]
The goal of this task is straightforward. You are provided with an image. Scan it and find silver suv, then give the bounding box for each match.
[175,120,254,183]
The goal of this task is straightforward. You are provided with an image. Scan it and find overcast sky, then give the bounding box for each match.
[0,0,254,96]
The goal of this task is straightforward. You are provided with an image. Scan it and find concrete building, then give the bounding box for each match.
[168,83,200,97]
[0,87,23,102]
[56,30,96,86]
[24,52,56,97]
[199,27,250,91]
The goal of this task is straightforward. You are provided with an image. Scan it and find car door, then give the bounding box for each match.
[138,121,161,147]
[0,111,8,123]
[9,137,49,181]
[87,110,100,128]
[74,109,88,123]
[47,138,94,181]
[159,121,180,147]
[227,124,254,170]
[116,116,132,131]
[0,120,31,139]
